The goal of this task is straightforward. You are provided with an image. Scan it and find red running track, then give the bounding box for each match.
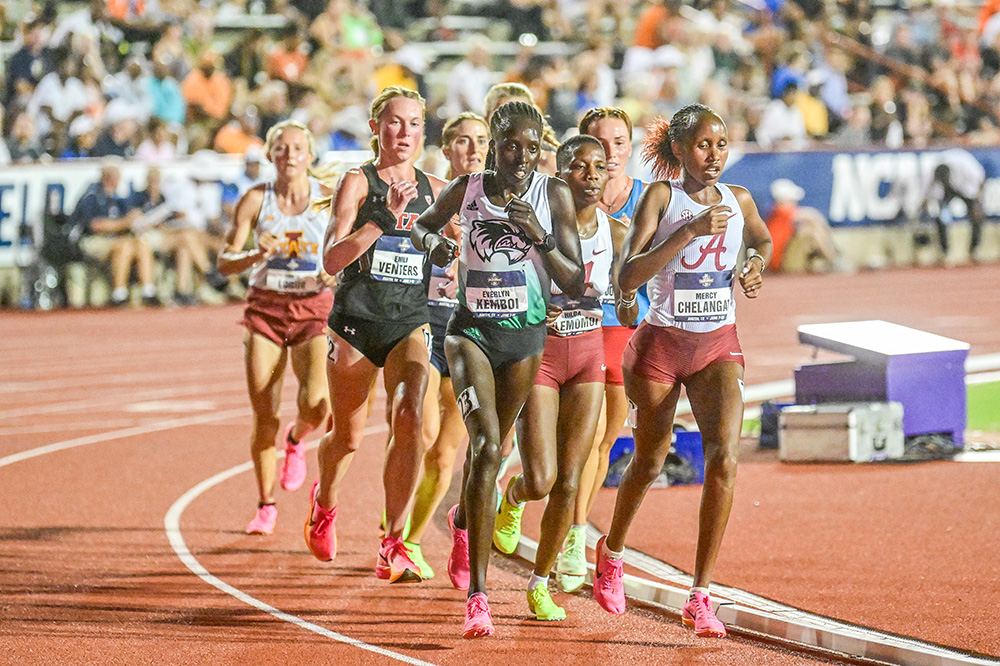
[1,263,998,665]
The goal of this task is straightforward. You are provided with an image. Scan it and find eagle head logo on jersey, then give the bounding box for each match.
[469,218,533,264]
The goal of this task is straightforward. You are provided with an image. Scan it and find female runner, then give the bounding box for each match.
[405,112,490,578]
[304,87,449,584]
[491,134,634,621]
[410,101,584,638]
[558,107,650,591]
[217,120,334,536]
[592,103,772,639]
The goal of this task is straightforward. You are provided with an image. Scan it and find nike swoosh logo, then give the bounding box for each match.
[730,352,743,356]
[593,248,607,255]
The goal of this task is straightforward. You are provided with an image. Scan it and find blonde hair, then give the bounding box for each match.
[484,82,535,120]
[483,82,560,151]
[369,86,426,156]
[264,119,317,163]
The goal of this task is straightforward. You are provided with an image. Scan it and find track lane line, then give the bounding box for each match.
[163,425,441,666]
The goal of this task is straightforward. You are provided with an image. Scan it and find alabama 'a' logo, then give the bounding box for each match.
[469,218,532,264]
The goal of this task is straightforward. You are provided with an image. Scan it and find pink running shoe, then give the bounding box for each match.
[682,591,727,638]
[246,504,277,535]
[304,481,337,561]
[462,592,495,639]
[447,504,470,591]
[279,424,307,492]
[376,536,422,583]
[593,535,626,614]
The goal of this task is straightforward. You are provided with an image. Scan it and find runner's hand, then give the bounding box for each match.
[688,205,732,237]
[359,193,398,234]
[505,195,544,242]
[427,234,459,267]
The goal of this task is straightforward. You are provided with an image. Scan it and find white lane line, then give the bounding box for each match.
[0,408,252,468]
[163,425,441,666]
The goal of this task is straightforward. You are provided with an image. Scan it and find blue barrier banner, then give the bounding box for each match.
[724,147,1000,227]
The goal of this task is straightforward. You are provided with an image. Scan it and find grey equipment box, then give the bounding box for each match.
[779,402,905,462]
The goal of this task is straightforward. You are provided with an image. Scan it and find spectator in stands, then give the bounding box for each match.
[920,149,987,264]
[755,80,808,150]
[50,0,119,51]
[72,161,160,307]
[795,70,830,139]
[867,75,904,147]
[26,55,89,144]
[765,178,839,273]
[224,28,268,93]
[104,56,153,124]
[214,106,266,154]
[446,36,494,118]
[135,117,179,162]
[60,115,101,159]
[267,26,309,86]
[182,49,233,134]
[151,21,189,81]
[146,56,186,126]
[4,19,52,107]
[6,112,45,163]
[830,100,872,148]
[255,79,292,138]
[91,100,141,158]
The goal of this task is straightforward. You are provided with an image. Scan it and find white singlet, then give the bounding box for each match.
[457,171,554,325]
[549,208,612,337]
[645,181,744,333]
[248,177,329,295]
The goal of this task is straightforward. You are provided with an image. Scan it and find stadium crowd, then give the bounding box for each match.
[0,0,996,308]
[3,0,999,165]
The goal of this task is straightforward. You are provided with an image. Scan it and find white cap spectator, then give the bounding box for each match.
[771,178,806,203]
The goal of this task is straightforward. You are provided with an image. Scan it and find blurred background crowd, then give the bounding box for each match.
[0,0,997,309]
[2,0,999,166]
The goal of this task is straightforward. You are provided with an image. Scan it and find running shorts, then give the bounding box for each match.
[429,302,454,377]
[623,322,744,385]
[328,311,429,369]
[602,325,636,386]
[446,306,546,370]
[535,328,606,389]
[242,287,333,348]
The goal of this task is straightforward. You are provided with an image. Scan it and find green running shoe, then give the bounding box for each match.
[556,526,588,593]
[492,475,524,554]
[527,583,566,621]
[404,541,435,580]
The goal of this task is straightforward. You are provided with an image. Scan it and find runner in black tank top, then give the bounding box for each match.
[305,87,448,587]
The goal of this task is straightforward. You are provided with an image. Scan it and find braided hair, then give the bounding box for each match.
[484,100,545,172]
[641,103,725,181]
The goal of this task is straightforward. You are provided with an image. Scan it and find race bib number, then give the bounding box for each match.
[371,235,423,284]
[673,271,732,322]
[428,265,458,305]
[550,294,602,336]
[264,256,321,293]
[466,270,528,319]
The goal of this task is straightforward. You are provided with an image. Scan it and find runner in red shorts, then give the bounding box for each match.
[217,120,335,536]
[562,107,649,591]
[493,134,634,621]
[591,104,772,639]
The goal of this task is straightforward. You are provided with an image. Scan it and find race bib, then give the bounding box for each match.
[466,269,528,319]
[550,294,602,336]
[264,256,321,293]
[673,271,732,322]
[371,235,423,284]
[428,265,459,306]
[600,281,615,305]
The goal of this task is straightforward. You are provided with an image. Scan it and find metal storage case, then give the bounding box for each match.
[779,402,905,462]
